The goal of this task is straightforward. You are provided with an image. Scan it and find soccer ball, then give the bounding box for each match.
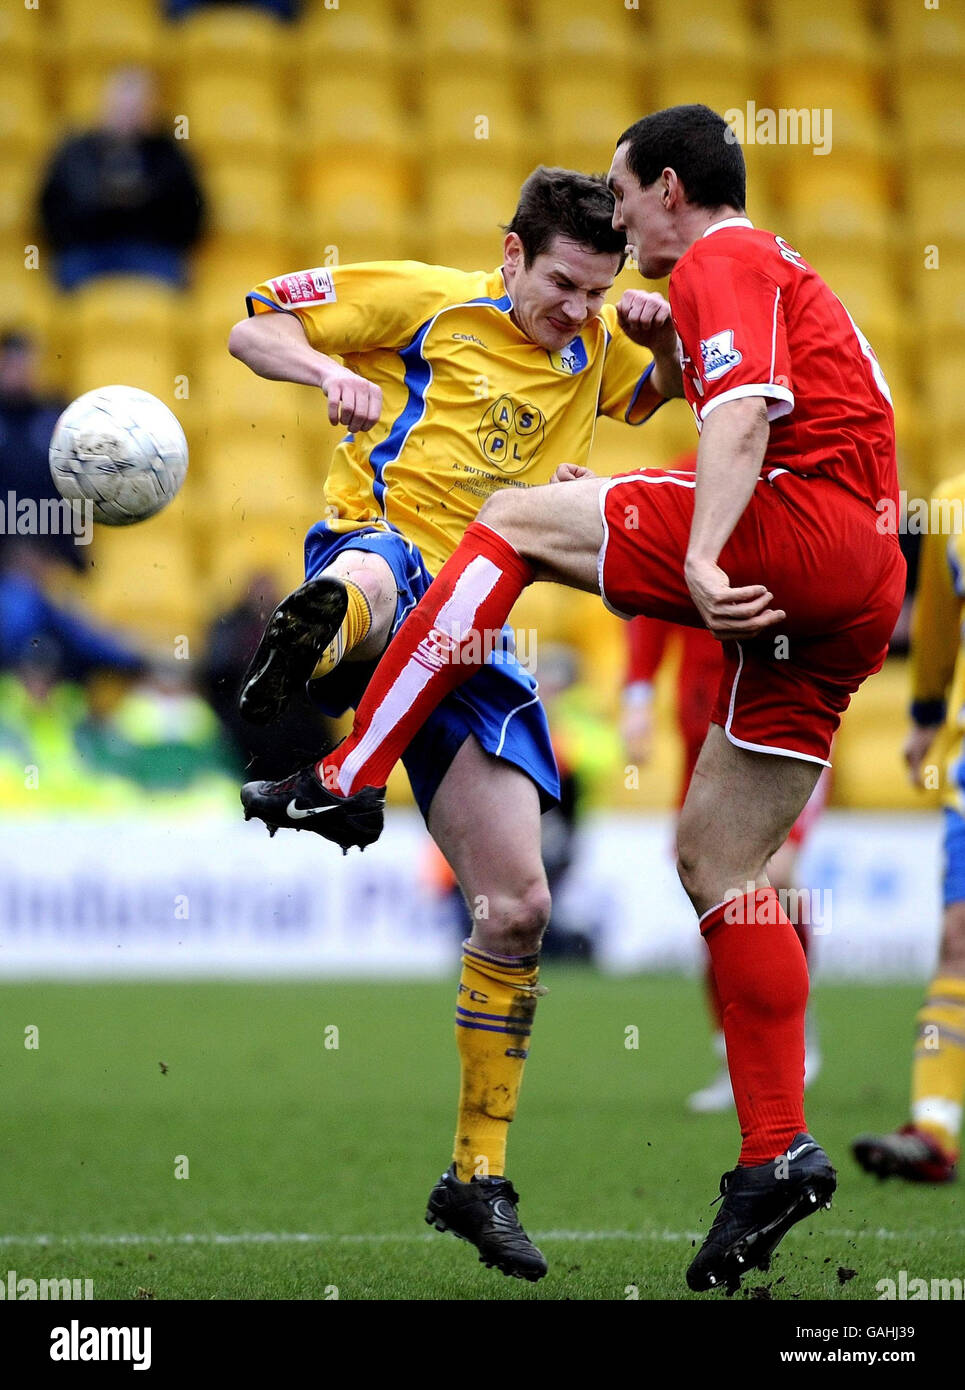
[49,385,188,526]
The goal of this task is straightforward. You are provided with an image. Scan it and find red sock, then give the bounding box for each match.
[700,887,809,1166]
[319,522,534,794]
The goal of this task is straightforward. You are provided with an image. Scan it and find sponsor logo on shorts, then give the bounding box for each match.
[700,330,743,381]
[270,269,337,308]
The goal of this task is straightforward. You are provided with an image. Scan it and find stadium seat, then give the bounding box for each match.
[82,515,204,652]
[67,277,182,339]
[172,6,288,70]
[915,261,965,338]
[886,0,965,70]
[303,157,415,265]
[926,351,965,447]
[68,341,180,407]
[192,351,300,433]
[200,162,292,244]
[298,0,401,72]
[411,0,518,71]
[895,71,965,160]
[0,160,40,243]
[193,241,296,336]
[536,73,639,171]
[906,170,965,250]
[420,74,526,162]
[300,73,412,158]
[53,0,165,66]
[821,255,902,372]
[0,1,42,65]
[0,72,52,160]
[196,425,317,523]
[781,163,894,251]
[175,72,287,162]
[653,70,762,126]
[768,3,882,68]
[527,0,644,69]
[650,1,756,63]
[422,165,532,270]
[770,70,885,159]
[207,516,306,606]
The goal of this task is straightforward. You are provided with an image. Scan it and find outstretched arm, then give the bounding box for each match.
[684,397,786,640]
[228,312,382,433]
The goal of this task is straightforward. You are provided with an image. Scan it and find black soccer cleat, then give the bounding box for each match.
[686,1131,837,1294]
[852,1125,957,1184]
[425,1164,548,1282]
[241,762,385,854]
[239,574,349,725]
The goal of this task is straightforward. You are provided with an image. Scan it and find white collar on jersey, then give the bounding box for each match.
[702,217,754,237]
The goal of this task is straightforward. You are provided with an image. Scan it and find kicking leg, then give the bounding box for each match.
[319,479,607,795]
[423,737,551,1280]
[239,548,397,725]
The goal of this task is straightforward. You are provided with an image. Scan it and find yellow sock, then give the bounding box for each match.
[311,580,372,679]
[453,940,544,1181]
[911,975,965,1157]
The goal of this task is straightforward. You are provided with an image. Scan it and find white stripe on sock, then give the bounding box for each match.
[911,1097,962,1140]
[338,555,502,794]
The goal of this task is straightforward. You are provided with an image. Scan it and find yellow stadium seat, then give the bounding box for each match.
[54,0,165,65]
[299,0,400,71]
[173,6,287,69]
[201,162,291,244]
[82,517,203,652]
[0,72,52,160]
[886,0,965,69]
[537,73,639,171]
[69,342,180,406]
[916,261,965,337]
[770,70,884,159]
[0,1,42,63]
[412,0,517,70]
[196,426,316,522]
[67,276,182,338]
[175,72,287,161]
[420,75,525,161]
[769,4,882,67]
[906,170,965,248]
[422,165,530,270]
[528,0,646,68]
[780,163,894,251]
[303,157,414,264]
[926,352,965,437]
[654,70,762,124]
[300,73,411,157]
[0,267,56,344]
[0,160,40,242]
[192,351,299,433]
[821,256,902,368]
[206,516,306,606]
[650,1,756,63]
[896,71,965,158]
[193,242,296,343]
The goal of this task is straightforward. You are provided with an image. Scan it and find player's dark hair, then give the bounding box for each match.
[504,167,627,266]
[616,105,746,211]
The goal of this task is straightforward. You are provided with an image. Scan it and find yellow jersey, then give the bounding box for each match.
[246,260,663,576]
[910,472,965,812]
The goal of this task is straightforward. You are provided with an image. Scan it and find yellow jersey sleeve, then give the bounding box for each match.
[597,303,665,426]
[910,473,965,727]
[246,261,481,355]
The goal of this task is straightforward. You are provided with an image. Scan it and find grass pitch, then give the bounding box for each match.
[0,973,961,1301]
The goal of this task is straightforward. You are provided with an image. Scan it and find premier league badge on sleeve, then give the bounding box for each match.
[699,330,743,381]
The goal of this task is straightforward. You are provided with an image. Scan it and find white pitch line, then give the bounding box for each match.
[0,1228,960,1248]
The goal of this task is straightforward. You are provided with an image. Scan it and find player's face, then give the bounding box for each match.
[503,234,622,350]
[608,144,677,279]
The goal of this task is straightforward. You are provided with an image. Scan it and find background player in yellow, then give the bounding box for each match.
[228,167,683,1279]
[853,474,965,1183]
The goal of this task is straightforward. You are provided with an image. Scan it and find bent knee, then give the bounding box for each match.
[474,882,552,956]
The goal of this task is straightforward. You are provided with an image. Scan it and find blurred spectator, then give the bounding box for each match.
[0,331,77,570]
[202,571,336,780]
[165,0,302,18]
[38,69,205,292]
[76,661,235,789]
[0,541,143,681]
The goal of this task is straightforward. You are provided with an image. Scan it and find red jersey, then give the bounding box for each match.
[669,218,899,515]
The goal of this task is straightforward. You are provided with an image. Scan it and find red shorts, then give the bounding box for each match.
[599,468,906,766]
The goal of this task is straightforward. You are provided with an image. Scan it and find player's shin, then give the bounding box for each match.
[318,523,534,794]
[453,940,543,1180]
[910,974,965,1158]
[700,888,809,1165]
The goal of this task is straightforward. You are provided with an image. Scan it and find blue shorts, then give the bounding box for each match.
[303,521,560,820]
[943,807,965,907]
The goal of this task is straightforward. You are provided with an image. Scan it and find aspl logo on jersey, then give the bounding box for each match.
[699,330,743,382]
